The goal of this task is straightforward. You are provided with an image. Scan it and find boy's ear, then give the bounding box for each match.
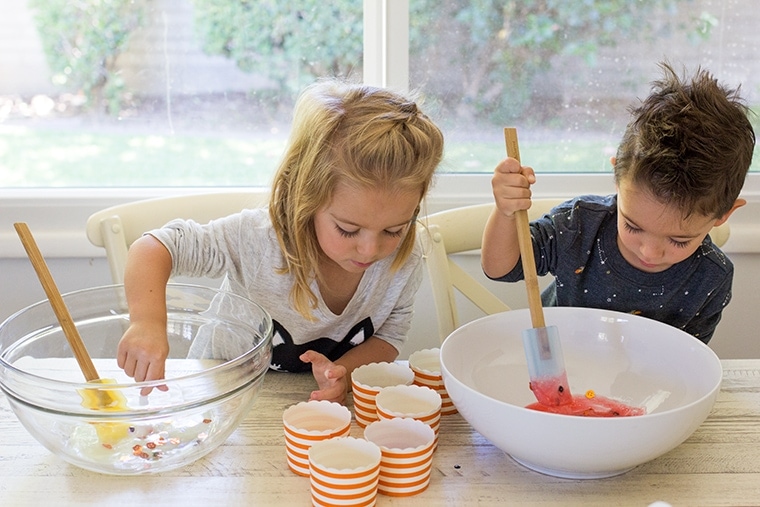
[714,198,746,226]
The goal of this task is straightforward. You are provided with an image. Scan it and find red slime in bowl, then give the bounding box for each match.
[526,376,645,417]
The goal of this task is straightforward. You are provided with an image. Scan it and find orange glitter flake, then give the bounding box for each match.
[585,390,596,399]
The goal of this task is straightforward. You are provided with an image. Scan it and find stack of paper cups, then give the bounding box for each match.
[351,362,414,428]
[282,400,352,476]
[308,436,381,507]
[363,417,436,497]
[408,348,457,415]
[374,384,442,444]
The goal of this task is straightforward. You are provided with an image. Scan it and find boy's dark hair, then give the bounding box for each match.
[614,61,755,218]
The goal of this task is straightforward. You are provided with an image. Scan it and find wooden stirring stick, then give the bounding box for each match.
[14,222,101,382]
[503,128,546,329]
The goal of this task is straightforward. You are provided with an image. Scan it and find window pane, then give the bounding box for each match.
[0,0,362,188]
[3,1,758,189]
[409,0,759,175]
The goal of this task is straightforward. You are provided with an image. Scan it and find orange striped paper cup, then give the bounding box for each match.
[374,384,442,443]
[308,436,381,507]
[350,362,414,428]
[282,400,352,477]
[363,417,436,497]
[408,348,457,415]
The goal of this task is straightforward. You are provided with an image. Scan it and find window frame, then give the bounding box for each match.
[2,0,758,259]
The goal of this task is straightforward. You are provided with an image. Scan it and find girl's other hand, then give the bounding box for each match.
[300,350,348,405]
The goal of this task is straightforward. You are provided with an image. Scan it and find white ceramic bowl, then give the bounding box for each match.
[0,283,273,475]
[440,307,722,479]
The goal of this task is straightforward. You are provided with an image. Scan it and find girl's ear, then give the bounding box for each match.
[714,198,746,226]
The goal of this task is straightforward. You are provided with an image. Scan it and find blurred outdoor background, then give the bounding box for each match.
[1,0,758,187]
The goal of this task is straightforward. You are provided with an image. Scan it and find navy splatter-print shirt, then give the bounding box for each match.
[488,195,733,343]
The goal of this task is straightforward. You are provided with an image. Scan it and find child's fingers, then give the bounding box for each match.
[323,364,347,381]
[309,385,346,404]
[300,350,326,366]
[494,158,536,184]
[146,361,165,384]
[492,176,533,205]
[522,166,537,184]
[495,157,521,175]
[117,348,126,369]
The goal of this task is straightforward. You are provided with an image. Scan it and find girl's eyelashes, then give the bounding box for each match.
[334,224,406,238]
[623,222,690,248]
[335,225,359,238]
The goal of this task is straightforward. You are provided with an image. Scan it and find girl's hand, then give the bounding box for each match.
[491,157,536,217]
[117,321,170,395]
[300,350,348,405]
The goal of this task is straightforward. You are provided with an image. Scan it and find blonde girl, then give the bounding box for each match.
[117,78,444,403]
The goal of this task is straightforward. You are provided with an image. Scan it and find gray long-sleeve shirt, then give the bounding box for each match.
[488,195,732,343]
[150,208,422,371]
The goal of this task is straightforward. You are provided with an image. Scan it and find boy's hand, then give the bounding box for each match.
[300,350,348,405]
[117,321,169,395]
[491,157,536,217]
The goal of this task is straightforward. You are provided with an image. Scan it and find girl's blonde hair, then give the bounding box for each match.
[269,78,444,319]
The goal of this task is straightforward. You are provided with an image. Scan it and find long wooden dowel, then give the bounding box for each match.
[14,222,100,381]
[503,127,546,329]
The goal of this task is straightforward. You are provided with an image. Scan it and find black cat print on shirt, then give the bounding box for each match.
[269,317,375,372]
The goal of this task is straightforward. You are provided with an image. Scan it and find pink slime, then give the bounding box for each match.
[526,374,645,417]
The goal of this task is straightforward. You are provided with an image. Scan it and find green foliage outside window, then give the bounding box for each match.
[408,0,703,121]
[191,0,704,121]
[28,0,144,114]
[28,0,709,122]
[190,0,364,94]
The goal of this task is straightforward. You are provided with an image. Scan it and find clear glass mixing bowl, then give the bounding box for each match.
[0,283,273,475]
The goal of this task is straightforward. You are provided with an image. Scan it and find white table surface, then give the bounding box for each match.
[1,359,759,506]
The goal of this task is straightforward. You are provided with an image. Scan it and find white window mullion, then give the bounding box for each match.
[363,0,409,92]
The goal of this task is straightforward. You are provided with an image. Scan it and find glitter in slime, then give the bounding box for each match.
[75,376,215,463]
[526,375,646,417]
[68,411,215,468]
[69,365,222,469]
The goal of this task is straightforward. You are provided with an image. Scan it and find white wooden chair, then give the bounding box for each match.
[418,200,562,343]
[86,190,269,284]
[419,201,731,343]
